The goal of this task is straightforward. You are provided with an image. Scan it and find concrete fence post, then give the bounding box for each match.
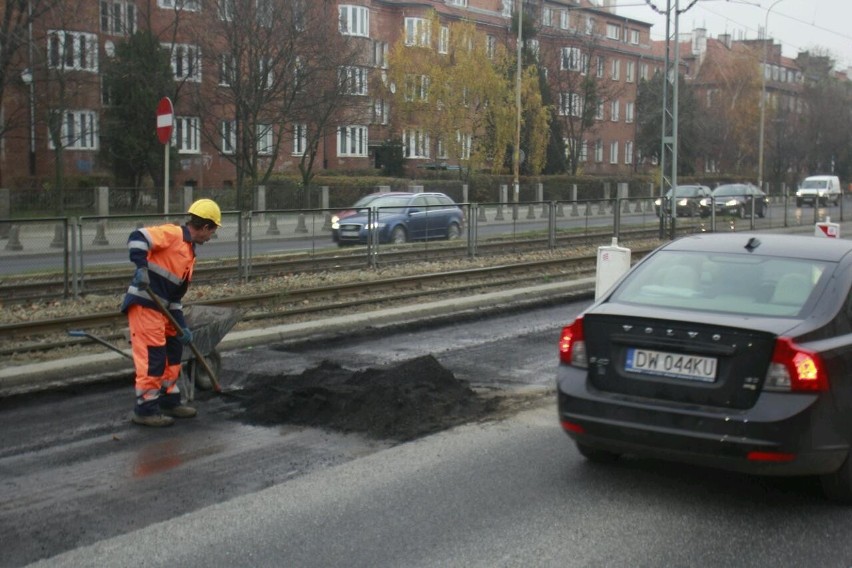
[0,188,10,239]
[322,186,332,230]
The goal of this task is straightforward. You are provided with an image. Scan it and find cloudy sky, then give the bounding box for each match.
[612,0,852,71]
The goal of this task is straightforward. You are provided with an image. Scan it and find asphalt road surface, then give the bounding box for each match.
[5,300,852,567]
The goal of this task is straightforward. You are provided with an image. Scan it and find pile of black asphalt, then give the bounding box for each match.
[234,354,498,442]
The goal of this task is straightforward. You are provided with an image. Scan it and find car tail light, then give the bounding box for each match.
[558,317,587,368]
[764,337,827,392]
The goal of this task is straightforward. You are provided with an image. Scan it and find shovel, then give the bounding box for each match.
[146,292,224,394]
[68,330,133,360]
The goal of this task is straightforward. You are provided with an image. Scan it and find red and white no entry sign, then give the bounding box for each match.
[156,97,174,145]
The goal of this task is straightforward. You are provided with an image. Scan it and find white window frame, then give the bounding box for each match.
[372,98,389,125]
[585,16,595,35]
[609,141,619,164]
[338,125,368,157]
[606,23,620,40]
[629,29,640,45]
[403,128,430,158]
[164,43,201,82]
[625,101,634,123]
[559,92,583,117]
[579,140,588,162]
[560,47,584,72]
[48,110,99,150]
[611,58,620,81]
[625,141,633,165]
[594,140,603,163]
[457,131,472,160]
[373,41,388,68]
[219,54,235,86]
[559,10,569,30]
[217,0,234,21]
[404,17,431,47]
[626,61,635,83]
[404,74,429,102]
[340,66,368,96]
[48,30,98,72]
[221,121,235,154]
[595,101,604,121]
[292,123,307,156]
[157,0,200,11]
[439,26,450,54]
[610,100,620,122]
[100,1,137,35]
[448,0,468,7]
[256,123,274,155]
[640,63,649,80]
[339,5,369,37]
[541,7,552,27]
[173,116,200,154]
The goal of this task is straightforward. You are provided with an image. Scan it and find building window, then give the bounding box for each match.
[404,74,429,102]
[528,39,540,61]
[219,54,235,86]
[609,141,618,164]
[372,99,389,125]
[611,58,620,81]
[404,17,430,47]
[259,57,274,90]
[596,56,605,79]
[257,124,273,155]
[165,43,201,82]
[439,26,449,54]
[626,61,635,82]
[403,128,429,158]
[559,10,569,29]
[448,0,468,6]
[457,131,472,160]
[486,35,496,59]
[594,140,603,162]
[625,141,633,165]
[221,121,235,154]
[157,0,199,11]
[338,125,368,157]
[100,1,136,35]
[629,29,640,44]
[596,101,604,120]
[561,47,584,72]
[373,41,388,68]
[625,101,634,123]
[585,16,595,35]
[559,92,583,117]
[293,123,307,155]
[611,100,620,122]
[217,0,234,20]
[339,5,369,37]
[48,110,98,150]
[173,116,200,153]
[48,30,98,71]
[579,140,587,162]
[640,63,649,80]
[340,66,368,95]
[541,7,551,27]
[606,23,620,40]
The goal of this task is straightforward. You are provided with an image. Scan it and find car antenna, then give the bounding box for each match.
[745,237,761,251]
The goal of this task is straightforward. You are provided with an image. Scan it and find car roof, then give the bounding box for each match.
[662,233,852,262]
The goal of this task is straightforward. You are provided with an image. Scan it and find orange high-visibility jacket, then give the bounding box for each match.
[120,224,196,325]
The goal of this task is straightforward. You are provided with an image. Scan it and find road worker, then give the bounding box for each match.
[120,199,221,427]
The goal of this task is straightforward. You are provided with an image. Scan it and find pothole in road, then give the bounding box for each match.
[233,354,501,442]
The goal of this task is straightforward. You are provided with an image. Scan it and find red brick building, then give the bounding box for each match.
[1,0,662,191]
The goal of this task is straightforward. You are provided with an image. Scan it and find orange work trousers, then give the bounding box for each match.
[127,304,183,413]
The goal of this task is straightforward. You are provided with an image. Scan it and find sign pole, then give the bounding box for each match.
[156,97,175,216]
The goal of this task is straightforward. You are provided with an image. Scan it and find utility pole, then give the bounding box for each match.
[513,0,523,220]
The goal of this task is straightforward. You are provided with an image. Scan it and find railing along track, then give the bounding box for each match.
[1,251,648,358]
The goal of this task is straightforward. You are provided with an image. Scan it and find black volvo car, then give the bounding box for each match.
[557,233,852,503]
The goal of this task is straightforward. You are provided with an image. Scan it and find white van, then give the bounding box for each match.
[796,175,841,207]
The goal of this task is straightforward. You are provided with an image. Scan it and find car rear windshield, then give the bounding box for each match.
[609,250,830,317]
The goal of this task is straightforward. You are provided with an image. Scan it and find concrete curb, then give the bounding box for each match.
[0,277,596,397]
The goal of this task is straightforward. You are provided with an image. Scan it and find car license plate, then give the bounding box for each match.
[625,348,717,382]
[340,230,359,237]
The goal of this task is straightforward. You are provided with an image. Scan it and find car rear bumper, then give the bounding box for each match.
[557,366,848,476]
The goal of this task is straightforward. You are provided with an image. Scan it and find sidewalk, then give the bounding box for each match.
[0,277,597,397]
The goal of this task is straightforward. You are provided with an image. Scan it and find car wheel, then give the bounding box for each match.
[575,442,620,464]
[390,226,407,244]
[820,453,852,504]
[447,222,461,240]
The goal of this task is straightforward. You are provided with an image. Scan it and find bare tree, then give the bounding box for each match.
[193,0,360,209]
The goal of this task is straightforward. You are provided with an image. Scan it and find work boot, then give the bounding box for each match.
[161,405,197,419]
[131,413,175,427]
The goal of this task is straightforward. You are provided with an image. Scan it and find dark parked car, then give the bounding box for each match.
[330,192,409,243]
[335,192,464,246]
[557,233,852,503]
[705,183,768,218]
[654,185,713,218]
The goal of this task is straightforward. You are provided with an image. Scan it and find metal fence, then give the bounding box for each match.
[0,193,845,296]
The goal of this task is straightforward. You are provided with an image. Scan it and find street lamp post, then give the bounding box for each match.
[513,0,523,220]
[757,0,786,193]
[21,68,36,176]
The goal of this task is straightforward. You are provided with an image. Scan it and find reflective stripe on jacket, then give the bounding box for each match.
[120,224,196,320]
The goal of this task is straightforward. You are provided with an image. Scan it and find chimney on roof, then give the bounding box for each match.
[719,33,732,48]
[601,0,615,13]
[692,28,707,57]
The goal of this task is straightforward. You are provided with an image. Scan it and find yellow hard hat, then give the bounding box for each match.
[187,198,222,226]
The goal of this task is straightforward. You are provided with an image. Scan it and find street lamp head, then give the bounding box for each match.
[20,68,32,85]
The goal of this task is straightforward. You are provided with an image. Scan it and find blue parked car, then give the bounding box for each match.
[334,192,464,246]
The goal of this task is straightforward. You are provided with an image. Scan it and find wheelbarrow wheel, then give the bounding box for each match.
[184,349,222,391]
